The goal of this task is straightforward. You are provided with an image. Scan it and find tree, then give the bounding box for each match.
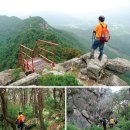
[38,89,44,130]
[0,89,16,130]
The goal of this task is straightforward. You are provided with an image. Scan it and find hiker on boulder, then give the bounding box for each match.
[16,112,26,130]
[89,15,110,60]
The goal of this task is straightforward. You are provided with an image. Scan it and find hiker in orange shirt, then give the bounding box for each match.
[16,112,26,130]
[89,15,108,61]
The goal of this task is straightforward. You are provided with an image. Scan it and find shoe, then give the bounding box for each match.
[98,55,102,61]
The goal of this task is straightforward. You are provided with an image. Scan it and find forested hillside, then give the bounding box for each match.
[0,88,65,130]
[0,16,84,71]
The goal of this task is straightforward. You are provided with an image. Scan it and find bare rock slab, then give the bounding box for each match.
[106,58,130,74]
[102,75,128,86]
[9,73,41,86]
[0,69,14,86]
[81,53,108,80]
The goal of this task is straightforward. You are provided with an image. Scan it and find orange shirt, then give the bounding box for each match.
[94,22,107,38]
[17,114,25,123]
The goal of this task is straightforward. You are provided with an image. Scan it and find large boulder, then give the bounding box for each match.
[68,108,91,129]
[0,69,14,86]
[81,110,94,123]
[81,110,90,119]
[9,73,41,86]
[63,58,83,71]
[80,52,108,80]
[102,75,128,86]
[106,58,130,74]
[80,53,90,62]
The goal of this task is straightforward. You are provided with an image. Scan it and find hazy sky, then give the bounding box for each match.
[111,87,124,93]
[0,0,130,17]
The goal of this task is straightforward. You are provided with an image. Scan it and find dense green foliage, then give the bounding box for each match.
[0,16,83,71]
[67,122,79,130]
[0,88,65,130]
[38,73,80,86]
[12,68,22,81]
[7,103,33,121]
[118,71,130,85]
[88,125,102,130]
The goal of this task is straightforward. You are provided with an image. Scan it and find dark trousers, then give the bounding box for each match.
[91,39,104,57]
[18,122,24,130]
[110,124,114,128]
[103,126,106,130]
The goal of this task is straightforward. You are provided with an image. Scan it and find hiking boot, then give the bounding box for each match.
[98,55,102,61]
[89,54,94,59]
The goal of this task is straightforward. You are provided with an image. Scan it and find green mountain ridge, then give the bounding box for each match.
[0,16,84,71]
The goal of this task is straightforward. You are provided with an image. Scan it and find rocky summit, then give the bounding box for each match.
[0,52,130,86]
[63,52,130,86]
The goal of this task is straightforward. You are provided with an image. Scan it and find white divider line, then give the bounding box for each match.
[65,87,67,130]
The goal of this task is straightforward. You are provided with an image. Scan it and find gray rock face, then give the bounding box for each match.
[102,75,128,86]
[9,73,41,86]
[81,110,90,119]
[63,52,130,85]
[63,58,81,71]
[80,53,90,61]
[106,58,130,74]
[68,108,91,129]
[67,88,112,129]
[19,72,26,79]
[0,69,14,86]
[80,52,108,80]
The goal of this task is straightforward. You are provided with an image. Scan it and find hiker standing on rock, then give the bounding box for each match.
[16,112,26,130]
[89,15,110,61]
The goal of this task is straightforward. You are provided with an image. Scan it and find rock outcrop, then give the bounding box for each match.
[0,69,14,86]
[67,88,113,129]
[106,58,130,74]
[9,73,41,86]
[1,52,130,86]
[80,53,108,80]
[101,75,128,86]
[63,52,130,86]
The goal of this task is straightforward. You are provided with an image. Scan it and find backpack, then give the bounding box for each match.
[19,115,25,123]
[100,24,110,42]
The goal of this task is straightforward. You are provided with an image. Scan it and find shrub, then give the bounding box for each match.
[61,47,81,60]
[22,105,33,119]
[7,102,20,120]
[7,103,33,120]
[67,122,79,130]
[12,68,21,81]
[44,120,50,130]
[38,73,80,86]
[119,120,130,130]
[88,125,102,130]
[44,96,54,109]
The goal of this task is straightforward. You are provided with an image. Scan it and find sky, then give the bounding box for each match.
[111,87,124,93]
[0,0,130,18]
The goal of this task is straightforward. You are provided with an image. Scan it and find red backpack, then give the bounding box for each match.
[100,24,110,42]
